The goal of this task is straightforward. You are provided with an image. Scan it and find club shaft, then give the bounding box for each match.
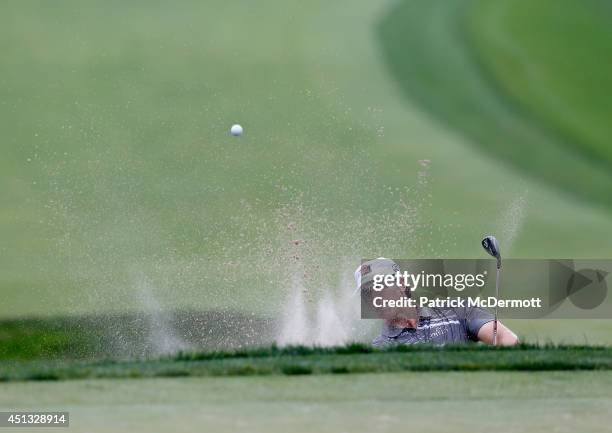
[493,266,500,346]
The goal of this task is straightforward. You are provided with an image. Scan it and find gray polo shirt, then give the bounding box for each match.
[372,306,494,347]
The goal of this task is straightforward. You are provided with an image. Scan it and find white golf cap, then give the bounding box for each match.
[353,257,401,295]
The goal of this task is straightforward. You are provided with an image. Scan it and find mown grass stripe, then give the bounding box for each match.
[2,345,612,382]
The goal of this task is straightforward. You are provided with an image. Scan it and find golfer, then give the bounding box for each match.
[356,258,519,347]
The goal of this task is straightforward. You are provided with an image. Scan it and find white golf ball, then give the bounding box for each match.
[230,124,243,136]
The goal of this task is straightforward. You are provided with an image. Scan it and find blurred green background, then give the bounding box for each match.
[1,0,611,344]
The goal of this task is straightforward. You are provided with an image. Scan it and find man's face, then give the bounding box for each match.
[377,279,417,320]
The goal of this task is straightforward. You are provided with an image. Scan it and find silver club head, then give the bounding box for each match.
[482,235,502,269]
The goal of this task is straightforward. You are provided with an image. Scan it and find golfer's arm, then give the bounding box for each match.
[477,321,519,346]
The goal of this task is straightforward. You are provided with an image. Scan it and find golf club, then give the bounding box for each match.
[481,235,501,345]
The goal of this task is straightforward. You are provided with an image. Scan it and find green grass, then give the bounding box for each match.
[2,0,612,330]
[4,314,612,364]
[466,0,612,166]
[3,344,612,382]
[0,312,276,361]
[2,3,612,431]
[0,318,93,360]
[1,372,611,432]
[378,0,612,208]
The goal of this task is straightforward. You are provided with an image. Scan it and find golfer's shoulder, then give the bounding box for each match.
[446,305,491,321]
[433,306,483,330]
[428,306,465,321]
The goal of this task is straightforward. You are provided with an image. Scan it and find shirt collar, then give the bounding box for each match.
[381,307,434,337]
